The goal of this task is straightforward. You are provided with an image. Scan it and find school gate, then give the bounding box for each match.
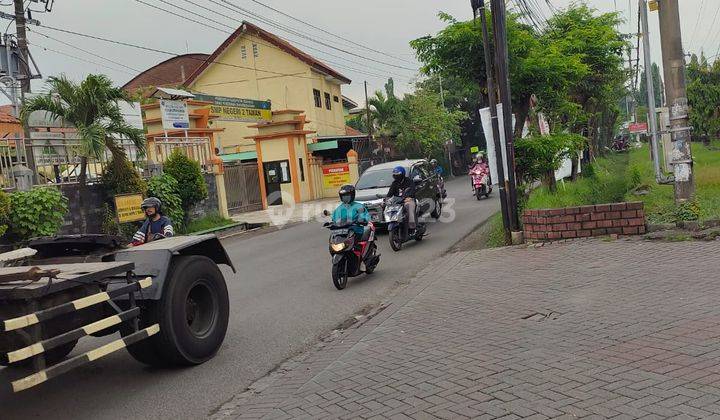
[223,162,263,214]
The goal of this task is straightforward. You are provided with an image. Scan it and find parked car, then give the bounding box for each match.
[355,159,443,228]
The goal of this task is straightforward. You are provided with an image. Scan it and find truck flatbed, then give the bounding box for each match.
[0,262,134,300]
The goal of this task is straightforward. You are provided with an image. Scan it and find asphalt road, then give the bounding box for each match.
[0,177,498,419]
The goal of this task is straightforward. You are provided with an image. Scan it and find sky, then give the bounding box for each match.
[1,0,715,106]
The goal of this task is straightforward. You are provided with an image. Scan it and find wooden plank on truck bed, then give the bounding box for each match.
[0,262,134,300]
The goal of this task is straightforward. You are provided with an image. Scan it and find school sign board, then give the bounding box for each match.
[322,164,350,188]
[194,94,271,122]
[160,99,190,130]
[115,193,145,223]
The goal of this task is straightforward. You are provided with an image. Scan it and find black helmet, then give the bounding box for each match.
[338,184,356,204]
[141,197,162,213]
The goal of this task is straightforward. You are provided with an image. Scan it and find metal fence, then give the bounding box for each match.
[223,162,262,214]
[0,138,25,190]
[149,137,213,173]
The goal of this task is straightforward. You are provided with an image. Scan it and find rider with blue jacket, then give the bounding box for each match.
[331,184,370,236]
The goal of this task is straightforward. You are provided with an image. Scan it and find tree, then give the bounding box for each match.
[368,78,401,137]
[21,74,145,232]
[543,5,627,156]
[637,63,664,107]
[687,53,720,144]
[388,91,467,160]
[163,149,208,215]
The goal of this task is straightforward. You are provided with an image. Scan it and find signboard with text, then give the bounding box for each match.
[160,99,190,130]
[114,193,145,223]
[194,94,271,122]
[322,164,350,188]
[629,122,648,134]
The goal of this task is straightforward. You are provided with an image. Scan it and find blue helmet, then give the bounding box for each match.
[392,166,406,180]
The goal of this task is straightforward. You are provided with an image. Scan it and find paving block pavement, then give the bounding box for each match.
[212,239,720,419]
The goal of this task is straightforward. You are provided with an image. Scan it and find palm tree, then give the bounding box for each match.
[368,78,400,137]
[21,74,145,232]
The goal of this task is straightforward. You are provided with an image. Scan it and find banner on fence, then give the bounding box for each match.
[322,164,350,188]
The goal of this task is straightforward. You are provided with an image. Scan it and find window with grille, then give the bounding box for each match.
[313,89,322,108]
[241,45,247,59]
[252,43,259,58]
[324,92,331,110]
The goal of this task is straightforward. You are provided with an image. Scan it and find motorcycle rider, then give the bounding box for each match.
[331,184,370,237]
[386,166,417,231]
[469,153,490,190]
[130,197,174,246]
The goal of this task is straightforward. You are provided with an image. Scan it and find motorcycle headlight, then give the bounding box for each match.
[331,243,345,252]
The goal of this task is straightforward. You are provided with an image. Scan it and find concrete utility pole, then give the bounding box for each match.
[657,0,694,201]
[472,0,510,239]
[489,0,520,232]
[639,0,666,183]
[13,0,30,93]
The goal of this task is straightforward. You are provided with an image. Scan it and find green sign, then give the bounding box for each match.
[193,94,272,122]
[470,146,479,154]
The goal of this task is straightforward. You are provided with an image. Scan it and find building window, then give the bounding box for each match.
[299,158,305,181]
[313,89,321,108]
[252,43,259,58]
[333,95,339,103]
[241,45,247,60]
[324,92,331,110]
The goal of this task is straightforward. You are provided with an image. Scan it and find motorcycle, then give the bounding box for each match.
[470,165,492,200]
[381,190,427,252]
[322,213,380,290]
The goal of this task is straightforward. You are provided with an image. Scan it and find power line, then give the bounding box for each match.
[175,0,415,79]
[212,0,416,72]
[29,41,137,76]
[690,0,705,48]
[245,0,416,66]
[36,24,405,86]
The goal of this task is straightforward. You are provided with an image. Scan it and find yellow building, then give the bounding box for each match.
[124,21,351,157]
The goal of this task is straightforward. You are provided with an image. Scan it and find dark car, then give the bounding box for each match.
[354,159,443,227]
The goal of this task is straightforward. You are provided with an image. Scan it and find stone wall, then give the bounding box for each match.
[58,183,105,234]
[522,202,646,241]
[187,173,220,220]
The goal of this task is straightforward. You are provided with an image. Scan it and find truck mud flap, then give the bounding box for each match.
[10,324,159,393]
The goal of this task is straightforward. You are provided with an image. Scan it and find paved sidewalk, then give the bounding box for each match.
[214,239,720,419]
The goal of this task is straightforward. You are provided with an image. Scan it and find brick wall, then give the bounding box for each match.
[522,202,646,241]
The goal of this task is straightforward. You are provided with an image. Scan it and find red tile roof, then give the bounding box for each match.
[345,125,365,136]
[122,53,210,93]
[185,21,350,85]
[0,105,19,124]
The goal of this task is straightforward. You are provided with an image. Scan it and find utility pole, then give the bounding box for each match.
[657,0,694,201]
[639,0,667,183]
[473,0,510,239]
[489,0,520,232]
[13,0,30,93]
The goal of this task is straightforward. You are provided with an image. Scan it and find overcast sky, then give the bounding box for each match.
[3,0,714,105]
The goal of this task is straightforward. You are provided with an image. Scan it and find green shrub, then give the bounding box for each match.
[0,190,10,236]
[100,158,146,198]
[515,133,586,187]
[163,149,208,211]
[147,174,184,229]
[8,187,68,240]
[675,199,702,222]
[182,212,234,234]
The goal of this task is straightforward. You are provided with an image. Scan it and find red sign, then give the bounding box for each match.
[629,122,648,134]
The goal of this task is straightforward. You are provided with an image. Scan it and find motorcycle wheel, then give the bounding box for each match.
[476,188,483,200]
[389,229,403,252]
[431,198,442,219]
[331,260,348,290]
[364,244,377,275]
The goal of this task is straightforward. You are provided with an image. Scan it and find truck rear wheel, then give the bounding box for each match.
[126,255,229,366]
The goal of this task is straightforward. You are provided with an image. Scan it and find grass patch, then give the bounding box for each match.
[485,213,507,248]
[524,142,720,225]
[525,152,636,210]
[181,213,236,234]
[627,143,720,224]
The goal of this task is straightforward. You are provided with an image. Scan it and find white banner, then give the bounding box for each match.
[479,104,514,185]
[118,101,144,130]
[160,99,189,130]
